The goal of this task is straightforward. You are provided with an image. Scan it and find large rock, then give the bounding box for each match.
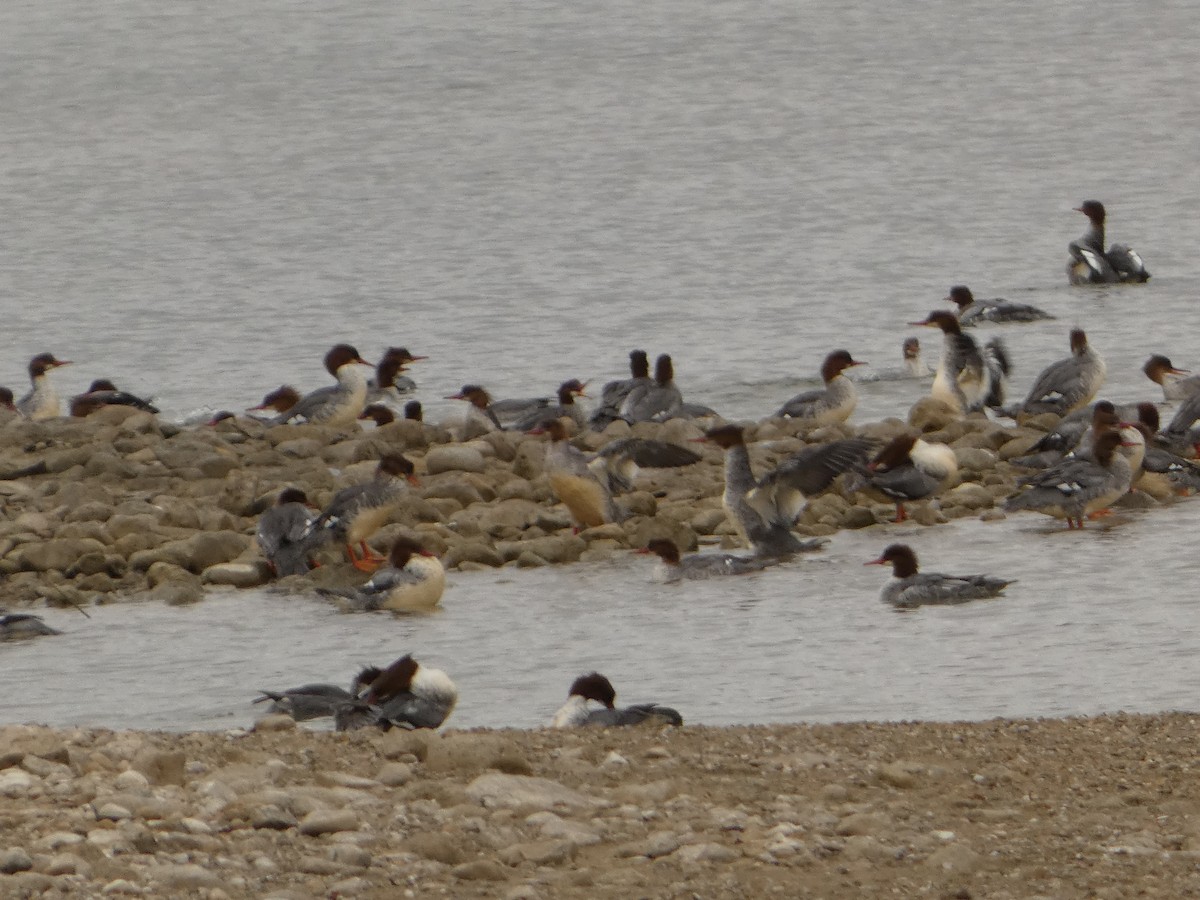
[15,538,107,573]
[425,446,486,475]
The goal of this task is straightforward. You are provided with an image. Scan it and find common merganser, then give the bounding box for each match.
[530,418,622,528]
[446,385,503,438]
[774,350,864,425]
[911,311,1009,413]
[551,672,683,728]
[338,653,458,731]
[1067,200,1150,285]
[1133,404,1200,493]
[511,379,589,432]
[1163,392,1200,453]
[404,400,423,422]
[253,667,380,722]
[946,285,1054,326]
[866,544,1014,609]
[1142,355,1200,403]
[1012,401,1118,469]
[248,385,301,418]
[621,354,684,423]
[589,437,701,494]
[304,454,418,570]
[256,487,318,577]
[590,350,652,430]
[317,536,445,612]
[69,379,159,417]
[1003,429,1137,527]
[359,404,396,426]
[902,338,929,378]
[367,347,425,404]
[0,611,62,641]
[1017,328,1106,419]
[17,353,72,420]
[700,424,872,556]
[637,538,779,582]
[852,434,958,522]
[275,344,373,426]
[0,387,14,411]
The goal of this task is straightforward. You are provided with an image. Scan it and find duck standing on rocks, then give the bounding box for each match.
[317,536,445,612]
[248,385,301,420]
[304,454,418,571]
[866,544,1014,608]
[1016,328,1106,420]
[911,311,1009,414]
[774,350,865,426]
[621,354,684,423]
[637,538,780,582]
[1003,429,1137,528]
[510,379,589,432]
[530,418,623,529]
[336,653,458,731]
[253,666,381,722]
[69,379,159,417]
[0,610,62,641]
[368,347,425,404]
[552,672,683,728]
[1011,401,1119,469]
[446,384,504,437]
[850,434,958,523]
[274,344,373,426]
[946,285,1054,326]
[1142,355,1200,403]
[700,424,874,556]
[590,350,652,429]
[17,353,72,420]
[1067,200,1150,285]
[256,487,318,577]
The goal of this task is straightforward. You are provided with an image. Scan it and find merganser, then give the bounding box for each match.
[1163,392,1200,451]
[510,379,589,432]
[248,385,301,418]
[304,454,418,571]
[446,385,503,437]
[1142,355,1200,403]
[551,672,683,728]
[1012,401,1118,469]
[275,344,373,426]
[589,437,701,494]
[368,347,425,404]
[359,404,396,426]
[774,350,864,425]
[0,387,14,411]
[0,611,62,641]
[1017,328,1106,419]
[902,338,929,378]
[1067,200,1150,285]
[69,379,159,417]
[1133,404,1200,493]
[253,667,380,722]
[621,354,684,423]
[946,285,1054,326]
[530,418,622,528]
[1003,429,1137,527]
[17,353,72,420]
[911,311,1009,413]
[637,538,778,582]
[852,434,958,522]
[404,400,423,422]
[866,544,1014,609]
[590,350,652,430]
[317,536,445,612]
[256,487,318,577]
[338,653,458,731]
[700,424,872,556]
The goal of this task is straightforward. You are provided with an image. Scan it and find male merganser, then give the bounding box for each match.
[1012,401,1119,469]
[256,487,318,577]
[510,379,589,432]
[17,353,72,420]
[1003,429,1137,527]
[1142,355,1200,403]
[1067,200,1150,285]
[774,350,864,425]
[589,437,701,494]
[359,404,396,426]
[866,544,1014,609]
[404,400,423,422]
[0,611,62,641]
[851,434,958,522]
[275,344,373,426]
[946,285,1054,326]
[338,653,458,731]
[530,418,622,528]
[637,538,778,582]
[367,347,425,404]
[911,311,1009,413]
[253,667,380,722]
[700,424,873,556]
[621,354,684,423]
[446,385,504,437]
[1017,328,1106,419]
[551,672,683,728]
[317,536,445,612]
[69,379,159,417]
[304,454,418,570]
[902,338,929,378]
[590,350,652,430]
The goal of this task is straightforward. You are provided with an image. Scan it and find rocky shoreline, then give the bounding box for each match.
[2,713,1198,898]
[0,399,1178,612]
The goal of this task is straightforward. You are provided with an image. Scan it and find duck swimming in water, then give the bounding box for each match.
[946,285,1054,326]
[0,610,62,641]
[1067,200,1150,285]
[866,544,1014,609]
[637,538,780,582]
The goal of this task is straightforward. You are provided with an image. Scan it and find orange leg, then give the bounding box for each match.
[347,541,386,572]
[893,503,907,523]
[1086,508,1113,521]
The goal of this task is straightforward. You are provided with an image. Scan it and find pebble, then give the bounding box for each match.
[297,809,359,836]
[465,773,604,812]
[0,847,33,874]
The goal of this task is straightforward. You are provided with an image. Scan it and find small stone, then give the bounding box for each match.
[327,877,371,897]
[155,862,221,888]
[671,842,738,864]
[0,769,37,797]
[298,808,358,836]
[465,773,603,812]
[451,859,508,882]
[131,749,187,787]
[0,847,33,874]
[114,769,151,794]
[253,714,296,733]
[375,762,413,786]
[328,844,371,868]
[41,852,92,877]
[878,762,919,789]
[102,879,144,895]
[252,805,298,831]
[95,802,132,821]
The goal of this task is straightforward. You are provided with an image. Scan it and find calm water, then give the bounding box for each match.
[2,0,1198,730]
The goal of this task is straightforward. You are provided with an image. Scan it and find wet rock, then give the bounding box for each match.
[297,808,359,836]
[131,749,186,786]
[202,561,272,588]
[494,535,586,565]
[944,483,994,511]
[252,805,298,830]
[907,398,960,432]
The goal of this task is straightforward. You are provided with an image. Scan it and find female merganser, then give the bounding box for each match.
[17,353,72,420]
[275,344,373,426]
[1003,429,1137,527]
[256,487,318,577]
[338,653,458,731]
[69,379,159,417]
[911,311,1009,413]
[511,379,590,432]
[1133,404,1200,493]
[446,384,504,437]
[1142,355,1200,403]
[367,347,425,404]
[590,350,652,429]
[304,454,418,570]
[946,285,1054,326]
[253,667,380,722]
[774,350,864,425]
[318,536,445,612]
[530,418,622,528]
[248,385,301,419]
[621,354,684,423]
[551,672,683,728]
[1163,392,1200,454]
[637,538,778,582]
[359,404,396,426]
[589,437,701,494]
[1017,328,1106,419]
[866,544,1014,609]
[0,387,14,411]
[852,434,958,522]
[700,424,873,556]
[1012,401,1118,469]
[1067,200,1150,285]
[902,338,929,378]
[404,400,423,422]
[0,611,62,641]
